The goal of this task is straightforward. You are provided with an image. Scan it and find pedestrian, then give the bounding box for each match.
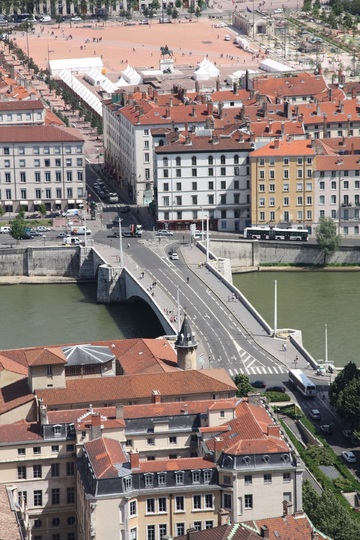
[127,243,130,248]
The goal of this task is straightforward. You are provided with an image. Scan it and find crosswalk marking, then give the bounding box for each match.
[228,364,287,377]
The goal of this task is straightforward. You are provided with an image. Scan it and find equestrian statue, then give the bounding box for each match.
[160,45,173,58]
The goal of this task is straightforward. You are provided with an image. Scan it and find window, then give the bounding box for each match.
[34,519,42,529]
[204,470,212,483]
[67,487,75,504]
[56,172,61,182]
[331,195,337,204]
[66,171,72,182]
[66,462,74,476]
[192,470,200,483]
[175,472,184,485]
[205,494,213,508]
[244,474,252,485]
[33,465,42,478]
[4,160,10,168]
[130,500,137,516]
[52,488,60,505]
[297,196,303,206]
[34,490,43,507]
[146,525,155,540]
[193,495,201,509]
[51,463,60,477]
[158,497,167,513]
[192,156,197,166]
[192,182,197,191]
[283,492,292,502]
[18,466,26,479]
[175,496,184,511]
[176,157,181,166]
[283,169,289,179]
[158,473,166,485]
[283,473,291,482]
[163,170,169,178]
[269,197,275,207]
[269,184,275,192]
[147,498,155,514]
[221,180,226,190]
[296,182,303,191]
[223,493,232,509]
[220,167,226,176]
[169,436,177,445]
[33,447,41,455]
[52,534,60,540]
[244,494,253,509]
[176,182,181,191]
[331,181,336,190]
[163,183,169,192]
[176,169,181,177]
[283,183,289,192]
[220,194,226,205]
[176,524,185,536]
[194,522,202,531]
[192,169,197,177]
[19,159,25,168]
[176,196,182,205]
[18,448,25,456]
[259,211,265,221]
[3,147,9,155]
[205,521,214,529]
[208,195,214,204]
[191,195,198,205]
[269,170,275,180]
[147,438,155,446]
[283,197,289,206]
[220,155,226,164]
[66,444,74,452]
[124,476,132,490]
[159,524,167,540]
[259,197,265,207]
[68,534,75,540]
[264,474,272,483]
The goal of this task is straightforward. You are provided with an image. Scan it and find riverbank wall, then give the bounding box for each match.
[208,239,360,271]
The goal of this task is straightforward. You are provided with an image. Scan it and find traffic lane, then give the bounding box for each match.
[131,244,235,365]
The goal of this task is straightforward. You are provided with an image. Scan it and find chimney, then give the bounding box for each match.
[192,106,197,118]
[142,91,146,99]
[311,531,319,540]
[218,508,230,527]
[268,119,273,133]
[218,101,223,119]
[39,401,48,425]
[216,77,220,91]
[247,392,261,406]
[115,403,124,419]
[281,121,285,135]
[130,451,140,470]
[153,90,158,101]
[165,107,170,119]
[311,138,315,148]
[260,525,269,539]
[152,390,161,403]
[284,100,290,119]
[316,102,320,116]
[245,69,249,91]
[91,414,102,440]
[233,81,238,94]
[262,99,267,117]
[339,101,344,113]
[283,500,293,517]
[195,80,200,94]
[207,101,214,116]
[352,87,356,100]
[169,96,173,107]
[323,113,327,138]
[201,94,206,105]
[213,437,223,461]
[212,135,219,145]
[328,88,333,101]
[187,529,197,540]
[138,107,144,117]
[351,143,354,155]
[273,139,280,150]
[267,424,281,438]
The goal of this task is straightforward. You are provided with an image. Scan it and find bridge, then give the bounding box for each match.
[87,234,316,379]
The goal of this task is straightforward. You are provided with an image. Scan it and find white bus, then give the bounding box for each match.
[288,369,316,398]
[244,227,308,241]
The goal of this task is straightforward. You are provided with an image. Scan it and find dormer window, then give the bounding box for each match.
[262,455,270,463]
[243,456,251,464]
[124,476,132,490]
[192,470,200,484]
[53,425,61,437]
[145,474,153,487]
[175,471,184,485]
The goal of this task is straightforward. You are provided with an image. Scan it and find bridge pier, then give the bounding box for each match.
[97,264,126,303]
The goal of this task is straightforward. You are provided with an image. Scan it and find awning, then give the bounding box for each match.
[34,200,42,205]
[5,201,13,205]
[68,199,75,204]
[20,201,28,205]
[55,200,61,204]
[76,199,83,203]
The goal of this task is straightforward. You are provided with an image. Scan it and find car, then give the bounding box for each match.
[57,232,67,238]
[98,191,106,199]
[169,247,177,255]
[265,386,286,393]
[343,429,354,439]
[71,16,82,21]
[170,253,179,261]
[309,409,321,420]
[36,226,50,232]
[224,35,231,41]
[120,205,131,214]
[157,230,174,237]
[251,380,266,389]
[139,19,149,24]
[214,22,226,28]
[274,8,283,13]
[21,233,34,240]
[320,424,332,436]
[342,451,357,463]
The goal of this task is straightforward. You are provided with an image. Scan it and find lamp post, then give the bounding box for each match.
[26,23,30,61]
[273,279,277,338]
[325,323,328,364]
[201,206,204,241]
[47,45,54,72]
[336,159,343,235]
[118,217,123,267]
[206,214,210,263]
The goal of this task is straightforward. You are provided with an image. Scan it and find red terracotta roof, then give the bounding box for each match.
[0,420,42,443]
[316,154,360,171]
[251,138,315,157]
[36,369,236,407]
[175,523,260,540]
[0,378,34,415]
[139,456,215,473]
[297,98,359,125]
[245,513,331,540]
[253,73,328,102]
[0,354,27,376]
[26,347,67,367]
[0,125,84,142]
[118,337,178,375]
[85,437,127,479]
[0,99,44,111]
[0,485,22,540]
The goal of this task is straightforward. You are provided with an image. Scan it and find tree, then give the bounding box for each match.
[233,374,253,397]
[336,377,360,429]
[39,203,47,218]
[329,361,358,406]
[303,0,312,12]
[9,213,26,240]
[315,216,342,265]
[194,6,201,18]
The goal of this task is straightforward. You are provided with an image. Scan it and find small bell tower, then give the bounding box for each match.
[175,313,198,370]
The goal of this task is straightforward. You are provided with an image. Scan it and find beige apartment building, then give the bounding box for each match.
[250,138,316,230]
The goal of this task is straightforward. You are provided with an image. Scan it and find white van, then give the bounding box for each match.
[40,15,52,22]
[62,209,80,218]
[0,226,11,234]
[63,236,81,246]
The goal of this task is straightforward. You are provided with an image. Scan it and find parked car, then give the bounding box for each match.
[57,232,67,238]
[342,451,357,463]
[37,226,50,233]
[157,229,173,237]
[170,253,179,261]
[169,247,177,255]
[309,409,321,420]
[319,424,332,435]
[21,233,34,240]
[251,380,266,389]
[224,34,231,41]
[71,16,82,21]
[120,205,131,214]
[265,386,286,393]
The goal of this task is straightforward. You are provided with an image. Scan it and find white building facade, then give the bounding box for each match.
[0,125,86,214]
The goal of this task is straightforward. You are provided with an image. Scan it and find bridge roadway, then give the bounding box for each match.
[93,233,311,380]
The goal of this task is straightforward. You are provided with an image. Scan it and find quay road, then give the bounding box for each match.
[93,229,310,382]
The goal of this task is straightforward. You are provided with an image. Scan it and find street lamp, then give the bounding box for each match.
[336,159,343,235]
[293,355,298,369]
[324,323,328,364]
[118,217,123,267]
[273,279,277,338]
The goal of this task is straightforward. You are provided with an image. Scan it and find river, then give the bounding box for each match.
[0,283,164,350]
[233,271,359,367]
